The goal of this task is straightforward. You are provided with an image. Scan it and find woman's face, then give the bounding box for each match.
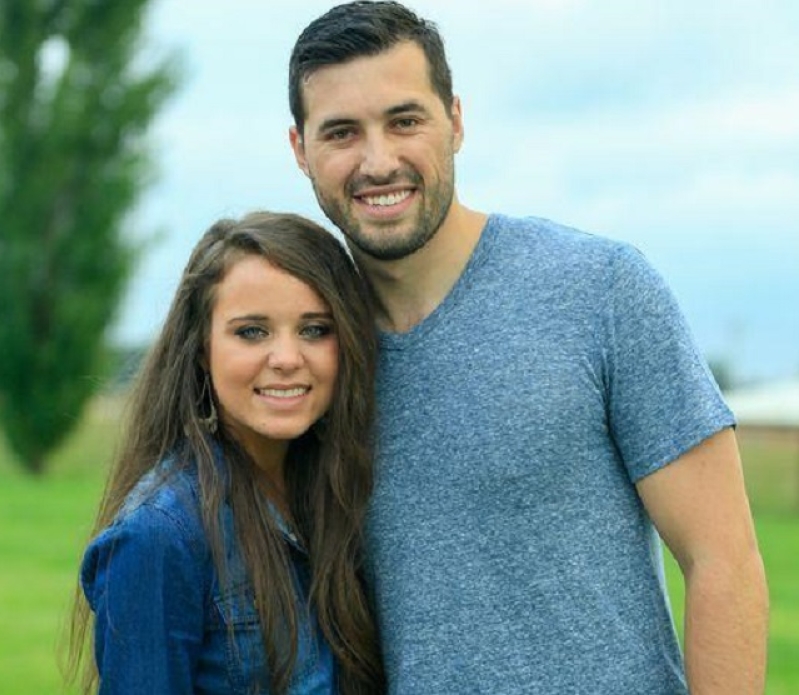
[207,254,339,468]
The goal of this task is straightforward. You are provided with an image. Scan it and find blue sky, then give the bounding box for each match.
[119,0,799,384]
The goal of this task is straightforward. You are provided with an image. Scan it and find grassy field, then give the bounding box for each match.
[1,398,797,694]
[0,399,115,695]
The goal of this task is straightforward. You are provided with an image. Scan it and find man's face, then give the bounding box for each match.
[290,41,463,262]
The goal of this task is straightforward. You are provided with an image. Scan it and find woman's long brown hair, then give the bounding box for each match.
[64,211,384,694]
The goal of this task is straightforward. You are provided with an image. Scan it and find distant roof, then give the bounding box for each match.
[725,380,799,428]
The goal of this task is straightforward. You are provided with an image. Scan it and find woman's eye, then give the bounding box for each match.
[236,326,266,341]
[301,323,333,340]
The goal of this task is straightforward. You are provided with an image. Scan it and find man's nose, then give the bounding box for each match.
[359,131,400,180]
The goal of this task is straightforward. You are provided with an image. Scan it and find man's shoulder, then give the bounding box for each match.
[485,213,633,269]
[489,213,625,251]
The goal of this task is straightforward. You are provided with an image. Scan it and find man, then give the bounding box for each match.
[287,2,769,693]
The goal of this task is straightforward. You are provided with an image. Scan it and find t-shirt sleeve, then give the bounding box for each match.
[604,244,736,482]
[80,503,206,694]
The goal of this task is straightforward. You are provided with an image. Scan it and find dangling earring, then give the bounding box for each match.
[199,372,218,434]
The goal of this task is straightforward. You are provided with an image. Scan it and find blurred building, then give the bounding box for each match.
[725,380,799,447]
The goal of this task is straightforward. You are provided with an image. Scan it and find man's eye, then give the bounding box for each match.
[326,128,354,141]
[394,117,420,129]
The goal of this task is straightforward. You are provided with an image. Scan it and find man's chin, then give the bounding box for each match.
[349,235,432,263]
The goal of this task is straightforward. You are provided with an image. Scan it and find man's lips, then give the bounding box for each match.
[357,189,413,207]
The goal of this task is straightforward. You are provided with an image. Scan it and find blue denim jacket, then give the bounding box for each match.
[81,459,336,694]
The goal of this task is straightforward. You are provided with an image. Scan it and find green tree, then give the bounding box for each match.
[0,1,180,473]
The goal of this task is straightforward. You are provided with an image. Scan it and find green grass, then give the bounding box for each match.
[0,399,116,695]
[739,439,799,516]
[2,402,798,693]
[0,476,102,694]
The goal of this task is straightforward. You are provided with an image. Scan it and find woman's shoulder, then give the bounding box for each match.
[80,464,215,627]
[112,458,205,545]
[81,459,209,595]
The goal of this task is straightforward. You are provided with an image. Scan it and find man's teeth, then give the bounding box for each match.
[259,387,308,398]
[362,191,411,206]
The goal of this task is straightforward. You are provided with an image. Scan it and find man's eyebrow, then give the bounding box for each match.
[385,100,430,117]
[316,101,431,133]
[317,117,357,134]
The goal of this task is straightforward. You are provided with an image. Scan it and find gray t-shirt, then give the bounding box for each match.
[365,214,734,694]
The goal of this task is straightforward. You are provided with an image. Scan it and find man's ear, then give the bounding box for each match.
[289,126,310,176]
[451,95,464,153]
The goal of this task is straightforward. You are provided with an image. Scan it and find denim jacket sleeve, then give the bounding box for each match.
[81,495,209,694]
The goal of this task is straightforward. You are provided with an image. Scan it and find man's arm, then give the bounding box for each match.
[636,427,768,695]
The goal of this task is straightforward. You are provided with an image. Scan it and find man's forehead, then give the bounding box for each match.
[300,46,437,123]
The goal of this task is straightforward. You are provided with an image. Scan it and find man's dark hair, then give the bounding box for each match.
[289,1,453,133]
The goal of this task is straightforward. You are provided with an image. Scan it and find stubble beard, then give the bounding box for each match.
[310,161,456,263]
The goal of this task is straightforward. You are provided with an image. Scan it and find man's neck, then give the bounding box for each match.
[355,203,488,333]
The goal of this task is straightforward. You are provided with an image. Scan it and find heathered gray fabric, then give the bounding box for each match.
[364,214,735,695]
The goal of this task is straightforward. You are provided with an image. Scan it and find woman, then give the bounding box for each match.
[65,211,384,694]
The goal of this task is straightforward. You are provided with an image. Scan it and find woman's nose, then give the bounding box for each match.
[266,336,303,371]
